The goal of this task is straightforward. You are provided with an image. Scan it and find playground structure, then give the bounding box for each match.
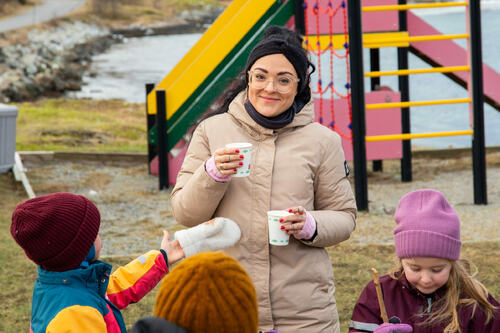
[145,0,498,210]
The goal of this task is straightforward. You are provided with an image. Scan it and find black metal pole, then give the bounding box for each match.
[370,48,383,172]
[398,0,412,182]
[294,0,305,35]
[145,83,156,175]
[469,0,487,204]
[348,0,368,211]
[156,89,169,190]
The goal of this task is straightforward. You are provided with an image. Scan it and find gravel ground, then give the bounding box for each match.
[21,150,500,257]
[23,158,178,257]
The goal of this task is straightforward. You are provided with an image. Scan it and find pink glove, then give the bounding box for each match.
[374,323,413,333]
[205,156,231,182]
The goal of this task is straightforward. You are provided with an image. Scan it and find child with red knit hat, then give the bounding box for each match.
[11,192,241,333]
[349,189,500,333]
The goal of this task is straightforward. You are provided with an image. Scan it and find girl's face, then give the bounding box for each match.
[402,257,452,294]
[247,54,298,118]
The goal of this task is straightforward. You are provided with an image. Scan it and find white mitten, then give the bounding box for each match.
[174,217,241,257]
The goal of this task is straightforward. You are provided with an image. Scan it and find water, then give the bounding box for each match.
[72,33,203,102]
[73,4,500,148]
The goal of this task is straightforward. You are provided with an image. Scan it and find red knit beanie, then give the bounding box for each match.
[11,192,100,271]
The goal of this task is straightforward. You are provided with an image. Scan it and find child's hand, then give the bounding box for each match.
[160,230,185,266]
[374,323,413,333]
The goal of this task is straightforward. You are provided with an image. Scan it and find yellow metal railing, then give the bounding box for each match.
[365,66,470,77]
[307,33,468,50]
[366,98,471,109]
[305,32,410,50]
[369,34,469,48]
[362,2,468,12]
[366,130,473,142]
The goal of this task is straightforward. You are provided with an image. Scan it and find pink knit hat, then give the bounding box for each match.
[394,189,461,260]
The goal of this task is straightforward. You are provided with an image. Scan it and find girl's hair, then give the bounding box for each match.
[390,258,497,333]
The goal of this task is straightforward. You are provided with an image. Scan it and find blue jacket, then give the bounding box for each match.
[30,250,168,333]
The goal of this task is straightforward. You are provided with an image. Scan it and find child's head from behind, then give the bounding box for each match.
[393,189,461,294]
[11,192,101,272]
[154,251,258,333]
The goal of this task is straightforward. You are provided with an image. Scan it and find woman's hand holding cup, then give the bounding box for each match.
[214,147,244,176]
[280,206,307,235]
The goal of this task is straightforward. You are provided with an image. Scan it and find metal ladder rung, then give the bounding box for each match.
[368,34,469,47]
[365,66,470,77]
[362,2,468,12]
[366,98,471,109]
[366,130,473,142]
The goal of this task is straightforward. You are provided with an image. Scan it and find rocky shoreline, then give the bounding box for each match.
[0,5,224,103]
[0,21,116,102]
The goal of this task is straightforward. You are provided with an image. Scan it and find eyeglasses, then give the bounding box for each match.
[247,70,300,94]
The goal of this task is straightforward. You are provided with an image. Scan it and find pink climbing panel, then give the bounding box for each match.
[150,139,188,186]
[304,0,399,35]
[314,90,402,161]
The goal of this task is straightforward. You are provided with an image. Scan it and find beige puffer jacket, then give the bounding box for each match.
[171,91,357,333]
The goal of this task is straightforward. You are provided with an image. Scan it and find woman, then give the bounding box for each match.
[171,26,357,333]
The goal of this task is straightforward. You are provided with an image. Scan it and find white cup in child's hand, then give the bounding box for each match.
[267,210,293,246]
[226,142,252,177]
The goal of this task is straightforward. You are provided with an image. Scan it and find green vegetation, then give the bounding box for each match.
[0,174,35,333]
[16,99,147,152]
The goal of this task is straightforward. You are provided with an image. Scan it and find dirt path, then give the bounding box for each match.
[0,0,85,33]
[21,150,500,257]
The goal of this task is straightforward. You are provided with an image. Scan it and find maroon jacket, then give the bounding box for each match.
[349,274,500,333]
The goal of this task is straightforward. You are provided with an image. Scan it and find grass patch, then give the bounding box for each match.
[0,173,38,333]
[16,99,147,152]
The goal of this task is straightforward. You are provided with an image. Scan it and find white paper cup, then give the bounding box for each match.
[226,142,252,177]
[267,210,293,246]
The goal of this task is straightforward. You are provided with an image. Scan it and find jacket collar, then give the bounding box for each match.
[227,90,315,140]
[37,261,112,297]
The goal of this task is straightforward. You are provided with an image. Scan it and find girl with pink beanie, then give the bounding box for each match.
[349,189,500,333]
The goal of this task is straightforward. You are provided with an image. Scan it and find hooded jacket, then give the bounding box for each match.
[30,250,168,333]
[130,316,188,333]
[171,91,357,332]
[350,274,500,332]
